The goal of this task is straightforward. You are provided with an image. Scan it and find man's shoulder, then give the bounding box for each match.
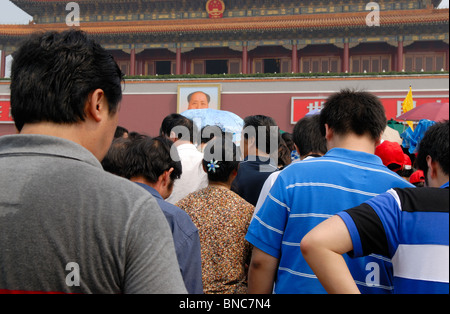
[79,169,162,216]
[393,187,450,213]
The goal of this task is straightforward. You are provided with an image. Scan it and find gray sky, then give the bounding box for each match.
[0,0,32,24]
[0,0,449,24]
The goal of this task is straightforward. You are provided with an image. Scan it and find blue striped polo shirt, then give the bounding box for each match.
[245,148,414,294]
[339,183,449,294]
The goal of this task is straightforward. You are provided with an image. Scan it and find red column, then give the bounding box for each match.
[0,50,6,78]
[176,47,182,75]
[446,47,449,71]
[343,42,350,73]
[242,46,248,74]
[397,40,404,72]
[130,48,136,76]
[291,44,298,73]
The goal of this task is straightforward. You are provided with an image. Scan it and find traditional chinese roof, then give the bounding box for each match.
[9,0,446,23]
[1,8,448,37]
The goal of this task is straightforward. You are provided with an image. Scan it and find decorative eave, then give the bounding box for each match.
[1,8,449,48]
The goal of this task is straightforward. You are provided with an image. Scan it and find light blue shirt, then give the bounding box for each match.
[246,148,414,294]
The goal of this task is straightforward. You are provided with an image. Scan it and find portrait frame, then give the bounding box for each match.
[177,84,222,113]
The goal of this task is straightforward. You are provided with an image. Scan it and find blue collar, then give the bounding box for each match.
[134,182,164,200]
[441,182,449,189]
[324,148,384,166]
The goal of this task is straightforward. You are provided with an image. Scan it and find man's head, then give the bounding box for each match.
[10,30,124,160]
[320,89,386,150]
[101,137,132,178]
[187,91,210,110]
[125,136,182,200]
[417,121,449,187]
[293,115,328,159]
[11,30,123,131]
[242,115,280,158]
[160,113,198,145]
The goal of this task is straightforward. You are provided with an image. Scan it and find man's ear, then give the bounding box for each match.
[162,168,174,187]
[169,131,179,143]
[86,89,107,122]
[324,124,333,142]
[374,136,382,148]
[427,155,438,180]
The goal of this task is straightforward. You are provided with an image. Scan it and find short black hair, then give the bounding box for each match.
[124,136,182,184]
[319,89,387,142]
[293,115,328,157]
[114,126,129,139]
[201,125,223,144]
[243,115,280,154]
[160,113,198,144]
[102,137,132,177]
[417,121,449,182]
[11,30,123,131]
[203,137,240,183]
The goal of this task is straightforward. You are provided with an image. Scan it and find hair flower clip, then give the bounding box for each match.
[207,159,220,173]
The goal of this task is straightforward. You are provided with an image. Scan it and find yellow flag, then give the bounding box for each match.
[402,86,414,129]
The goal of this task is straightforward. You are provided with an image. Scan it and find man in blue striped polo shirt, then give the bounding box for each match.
[246,89,414,294]
[302,121,449,294]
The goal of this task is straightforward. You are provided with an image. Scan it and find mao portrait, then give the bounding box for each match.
[177,84,221,113]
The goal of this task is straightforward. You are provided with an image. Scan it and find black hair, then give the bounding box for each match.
[281,132,296,152]
[201,125,223,145]
[160,113,198,144]
[293,115,328,157]
[202,137,240,183]
[114,126,129,139]
[11,30,123,132]
[278,138,292,168]
[124,136,182,184]
[243,115,280,154]
[101,137,132,178]
[319,89,387,142]
[417,121,449,183]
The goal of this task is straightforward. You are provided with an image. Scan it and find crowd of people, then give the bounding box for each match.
[0,29,448,295]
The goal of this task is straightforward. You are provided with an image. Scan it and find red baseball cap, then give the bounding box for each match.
[410,170,426,184]
[375,141,406,172]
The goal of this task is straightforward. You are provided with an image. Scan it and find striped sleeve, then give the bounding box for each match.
[245,175,290,259]
[338,189,401,259]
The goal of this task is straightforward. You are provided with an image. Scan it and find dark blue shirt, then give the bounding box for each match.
[135,183,203,294]
[231,155,278,206]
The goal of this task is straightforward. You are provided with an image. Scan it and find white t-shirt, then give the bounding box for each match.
[167,143,208,204]
[253,157,315,218]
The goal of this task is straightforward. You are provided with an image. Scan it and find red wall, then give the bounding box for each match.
[116,92,298,137]
[1,76,449,137]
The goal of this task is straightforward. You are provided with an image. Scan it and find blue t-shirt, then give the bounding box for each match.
[339,182,449,294]
[246,148,414,294]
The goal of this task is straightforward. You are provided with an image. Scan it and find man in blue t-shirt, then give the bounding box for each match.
[302,121,449,294]
[246,89,414,294]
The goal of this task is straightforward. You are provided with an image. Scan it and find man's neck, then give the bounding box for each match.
[20,121,106,161]
[174,140,194,147]
[131,177,159,191]
[245,148,270,159]
[328,133,378,155]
